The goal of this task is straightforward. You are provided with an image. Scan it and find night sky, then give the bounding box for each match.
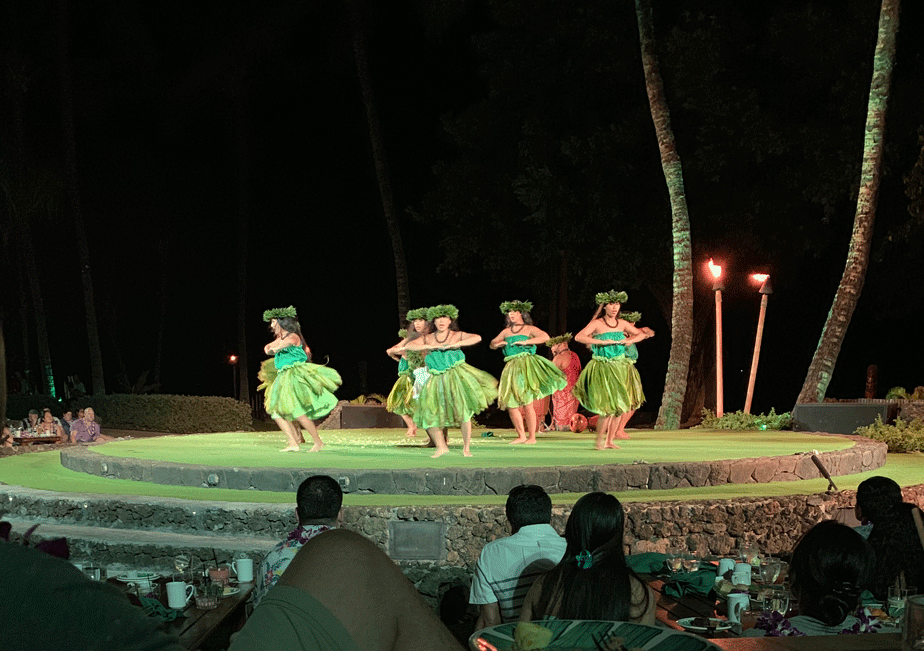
[3,0,923,418]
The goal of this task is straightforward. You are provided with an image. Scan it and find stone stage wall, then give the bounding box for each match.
[58,433,887,495]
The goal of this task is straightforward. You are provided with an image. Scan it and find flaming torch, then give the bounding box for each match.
[744,274,772,414]
[708,259,724,417]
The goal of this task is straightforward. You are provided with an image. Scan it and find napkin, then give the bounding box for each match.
[663,568,718,598]
[140,596,187,622]
[625,552,669,574]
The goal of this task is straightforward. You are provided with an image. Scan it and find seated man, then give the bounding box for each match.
[253,475,342,607]
[61,410,76,438]
[230,529,463,651]
[469,484,567,630]
[21,409,40,431]
[69,407,113,444]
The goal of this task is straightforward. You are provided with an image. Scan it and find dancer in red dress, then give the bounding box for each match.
[546,334,581,431]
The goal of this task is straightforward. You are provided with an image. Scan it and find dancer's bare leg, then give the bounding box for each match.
[428,427,449,458]
[613,410,634,440]
[524,403,539,444]
[293,421,305,444]
[264,529,463,651]
[275,417,300,452]
[401,414,418,438]
[296,415,324,452]
[595,416,617,450]
[461,420,473,457]
[508,407,528,444]
[604,416,623,449]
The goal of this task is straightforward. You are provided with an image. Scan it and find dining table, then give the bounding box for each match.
[107,574,254,650]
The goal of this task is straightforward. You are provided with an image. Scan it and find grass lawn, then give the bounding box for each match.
[0,428,919,506]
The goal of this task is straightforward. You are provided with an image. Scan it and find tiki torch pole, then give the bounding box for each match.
[744,275,772,414]
[708,259,724,418]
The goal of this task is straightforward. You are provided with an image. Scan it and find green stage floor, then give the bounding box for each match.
[0,428,920,506]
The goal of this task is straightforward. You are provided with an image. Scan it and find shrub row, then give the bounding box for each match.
[696,408,792,430]
[855,416,924,453]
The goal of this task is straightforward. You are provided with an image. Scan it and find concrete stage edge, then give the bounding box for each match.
[58,432,887,496]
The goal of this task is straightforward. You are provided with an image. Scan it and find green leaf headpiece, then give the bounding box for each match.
[595,290,628,305]
[406,307,428,321]
[427,304,459,321]
[499,300,534,315]
[545,333,573,347]
[397,329,408,339]
[620,311,641,324]
[263,305,298,322]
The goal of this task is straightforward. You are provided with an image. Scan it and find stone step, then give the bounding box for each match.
[0,485,296,538]
[2,517,278,574]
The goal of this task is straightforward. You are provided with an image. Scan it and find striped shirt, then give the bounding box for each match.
[469,524,567,622]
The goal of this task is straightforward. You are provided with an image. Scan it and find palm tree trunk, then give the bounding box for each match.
[635,0,694,429]
[796,0,899,404]
[58,0,105,395]
[349,0,411,324]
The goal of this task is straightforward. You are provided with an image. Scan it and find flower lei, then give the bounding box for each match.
[755,606,884,637]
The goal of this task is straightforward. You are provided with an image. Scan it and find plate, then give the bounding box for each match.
[115,571,161,582]
[676,617,734,633]
[222,586,241,596]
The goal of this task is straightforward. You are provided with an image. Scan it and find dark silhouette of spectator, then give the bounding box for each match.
[856,476,924,599]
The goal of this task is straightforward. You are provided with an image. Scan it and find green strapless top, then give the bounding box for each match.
[274,345,307,370]
[591,331,626,359]
[503,334,536,360]
[424,349,465,374]
[397,357,410,375]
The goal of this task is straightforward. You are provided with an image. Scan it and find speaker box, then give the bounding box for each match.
[791,402,896,435]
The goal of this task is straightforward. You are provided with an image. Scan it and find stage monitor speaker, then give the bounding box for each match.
[792,402,895,435]
[338,404,406,429]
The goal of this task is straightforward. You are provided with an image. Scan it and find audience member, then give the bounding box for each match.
[856,476,924,599]
[42,407,63,428]
[1,420,12,448]
[470,485,566,629]
[749,520,898,636]
[0,541,182,650]
[253,474,343,607]
[519,492,655,625]
[61,410,75,438]
[22,409,40,431]
[230,528,463,651]
[69,407,113,444]
[37,411,66,442]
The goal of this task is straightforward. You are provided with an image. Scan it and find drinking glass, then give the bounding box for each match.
[738,541,759,566]
[758,558,782,585]
[902,595,924,651]
[666,554,683,573]
[682,554,700,573]
[174,553,191,582]
[767,588,790,616]
[890,586,918,621]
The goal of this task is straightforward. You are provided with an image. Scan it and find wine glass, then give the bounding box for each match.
[173,553,190,581]
[682,554,700,573]
[758,558,782,585]
[666,554,684,573]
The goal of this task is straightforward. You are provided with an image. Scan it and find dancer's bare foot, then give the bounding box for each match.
[614,431,630,440]
[430,447,449,458]
[594,444,606,451]
[280,446,300,452]
[308,442,324,453]
[421,439,436,448]
[604,443,621,449]
[510,437,528,445]
[463,449,473,457]
[525,436,537,444]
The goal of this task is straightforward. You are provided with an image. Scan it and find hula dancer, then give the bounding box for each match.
[573,291,652,450]
[400,305,498,458]
[490,300,566,444]
[546,334,581,431]
[614,312,655,441]
[258,306,342,452]
[385,308,431,439]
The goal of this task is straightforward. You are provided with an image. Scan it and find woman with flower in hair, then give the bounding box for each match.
[747,520,897,637]
[573,291,652,450]
[258,306,342,452]
[398,305,498,458]
[519,492,654,625]
[385,308,431,440]
[490,300,566,444]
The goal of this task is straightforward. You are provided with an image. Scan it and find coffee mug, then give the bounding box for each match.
[232,558,254,583]
[717,558,736,580]
[727,592,750,625]
[732,562,752,586]
[902,595,924,651]
[166,581,196,609]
